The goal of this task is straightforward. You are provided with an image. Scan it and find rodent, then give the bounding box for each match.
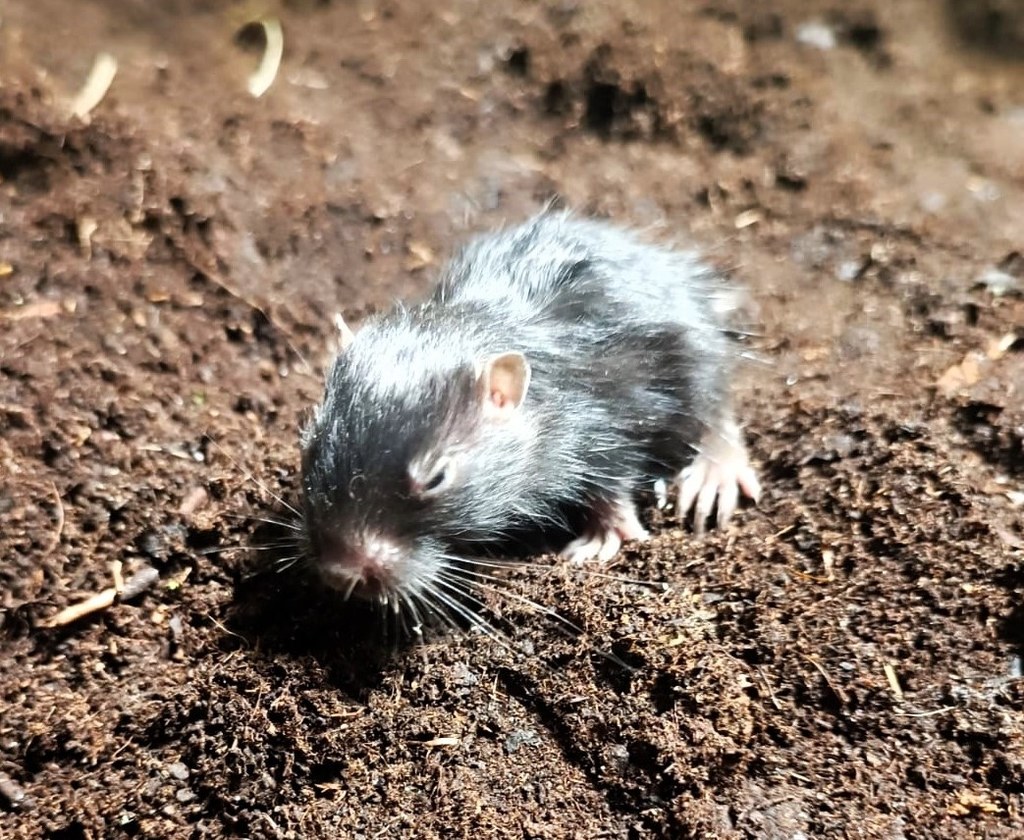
[298,210,761,607]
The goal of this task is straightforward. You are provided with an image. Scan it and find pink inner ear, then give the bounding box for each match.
[481,352,530,416]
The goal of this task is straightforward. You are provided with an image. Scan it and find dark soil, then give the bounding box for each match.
[2,1,1023,837]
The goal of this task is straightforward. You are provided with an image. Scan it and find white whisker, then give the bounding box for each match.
[451,557,529,571]
[431,572,500,617]
[196,542,297,557]
[204,435,302,519]
[438,569,586,640]
[453,554,666,589]
[437,566,638,672]
[409,587,463,637]
[219,511,302,532]
[271,554,304,571]
[418,580,521,657]
[398,590,426,637]
[342,574,361,602]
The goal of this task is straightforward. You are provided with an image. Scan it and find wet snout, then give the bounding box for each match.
[316,532,405,598]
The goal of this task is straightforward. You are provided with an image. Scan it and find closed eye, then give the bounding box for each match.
[423,468,447,492]
[412,455,455,499]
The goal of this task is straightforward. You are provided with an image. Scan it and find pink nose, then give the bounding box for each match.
[318,534,402,596]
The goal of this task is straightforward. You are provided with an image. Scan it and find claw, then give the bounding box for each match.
[676,459,707,525]
[653,478,670,509]
[676,420,760,535]
[560,497,649,564]
[560,533,605,564]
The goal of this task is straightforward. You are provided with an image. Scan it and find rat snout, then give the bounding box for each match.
[316,532,405,597]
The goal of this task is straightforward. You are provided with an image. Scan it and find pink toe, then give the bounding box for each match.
[717,480,739,529]
[676,464,706,520]
[597,533,622,563]
[739,467,762,503]
[694,474,720,537]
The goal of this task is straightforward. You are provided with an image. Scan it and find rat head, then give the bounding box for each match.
[299,311,533,604]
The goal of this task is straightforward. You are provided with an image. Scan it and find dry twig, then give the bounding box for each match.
[247,19,283,98]
[39,566,160,628]
[800,653,849,706]
[70,52,118,118]
[883,662,904,700]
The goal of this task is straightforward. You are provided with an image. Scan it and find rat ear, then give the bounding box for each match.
[477,351,531,418]
[334,312,356,352]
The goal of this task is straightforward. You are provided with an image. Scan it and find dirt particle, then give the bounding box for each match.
[504,46,531,77]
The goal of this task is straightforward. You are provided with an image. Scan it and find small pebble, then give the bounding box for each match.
[137,530,166,559]
[835,259,865,282]
[1010,655,1023,679]
[977,267,1020,297]
[796,21,836,50]
[168,615,184,645]
[167,762,190,781]
[178,486,209,517]
[0,771,30,811]
[604,743,630,775]
[919,191,947,213]
[452,662,479,687]
[504,729,541,754]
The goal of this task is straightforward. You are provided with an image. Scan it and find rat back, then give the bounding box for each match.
[432,211,737,484]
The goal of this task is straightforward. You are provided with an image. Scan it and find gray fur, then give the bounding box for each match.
[300,210,738,598]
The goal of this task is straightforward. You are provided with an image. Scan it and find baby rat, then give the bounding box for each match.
[299,211,761,604]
